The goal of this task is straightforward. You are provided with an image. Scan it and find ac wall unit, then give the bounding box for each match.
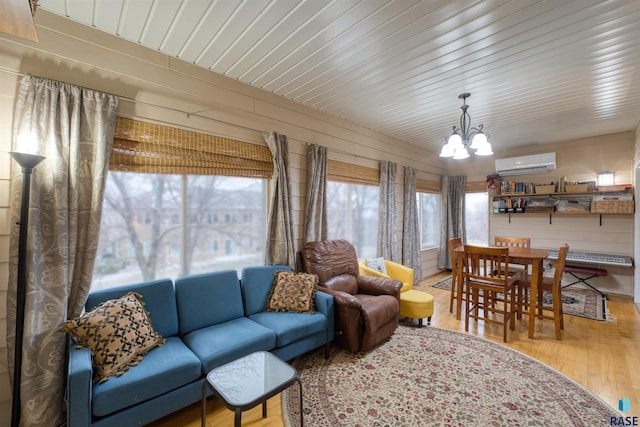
[495,152,556,176]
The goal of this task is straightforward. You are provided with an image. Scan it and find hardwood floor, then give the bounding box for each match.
[149,271,640,426]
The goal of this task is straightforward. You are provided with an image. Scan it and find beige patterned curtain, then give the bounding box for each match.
[438,175,467,269]
[378,161,399,261]
[403,166,422,281]
[263,131,296,268]
[7,75,119,426]
[303,144,327,243]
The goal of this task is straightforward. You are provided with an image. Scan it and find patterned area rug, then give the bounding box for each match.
[430,276,607,321]
[282,326,616,427]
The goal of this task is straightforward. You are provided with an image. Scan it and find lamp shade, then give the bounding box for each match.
[475,141,494,156]
[452,147,470,159]
[448,133,463,150]
[10,152,45,170]
[469,132,487,149]
[439,142,454,158]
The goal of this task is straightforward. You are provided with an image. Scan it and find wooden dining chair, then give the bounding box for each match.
[494,236,532,315]
[448,237,464,315]
[494,236,531,249]
[462,244,525,342]
[534,243,569,340]
[494,236,532,276]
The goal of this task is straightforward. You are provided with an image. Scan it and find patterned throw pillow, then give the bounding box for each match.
[63,292,165,383]
[267,271,318,314]
[365,257,388,275]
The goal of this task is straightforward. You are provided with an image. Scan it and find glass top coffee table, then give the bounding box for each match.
[201,351,303,426]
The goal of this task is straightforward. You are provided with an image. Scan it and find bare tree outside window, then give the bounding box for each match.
[100,173,180,283]
[326,181,379,258]
[92,172,265,291]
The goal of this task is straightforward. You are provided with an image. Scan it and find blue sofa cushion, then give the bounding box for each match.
[182,317,276,373]
[175,270,245,335]
[91,336,201,417]
[248,311,328,347]
[241,265,291,316]
[85,279,179,338]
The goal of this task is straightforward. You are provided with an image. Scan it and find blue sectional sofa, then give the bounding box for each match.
[65,266,334,427]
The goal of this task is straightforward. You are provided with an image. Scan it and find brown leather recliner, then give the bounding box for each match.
[301,239,402,353]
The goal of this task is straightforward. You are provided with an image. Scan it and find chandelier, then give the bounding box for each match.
[439,93,493,159]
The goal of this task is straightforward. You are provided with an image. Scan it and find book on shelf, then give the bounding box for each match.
[500,180,535,194]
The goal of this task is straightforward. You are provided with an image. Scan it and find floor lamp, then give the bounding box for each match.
[10,151,45,427]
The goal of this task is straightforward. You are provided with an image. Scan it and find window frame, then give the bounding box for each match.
[417,191,441,250]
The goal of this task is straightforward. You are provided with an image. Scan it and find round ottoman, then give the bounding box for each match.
[399,289,434,326]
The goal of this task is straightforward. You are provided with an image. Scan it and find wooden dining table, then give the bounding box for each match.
[454,246,550,339]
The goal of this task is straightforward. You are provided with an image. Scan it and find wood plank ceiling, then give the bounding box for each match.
[36,0,640,155]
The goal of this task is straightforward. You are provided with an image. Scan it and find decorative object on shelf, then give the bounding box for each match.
[591,193,634,214]
[564,183,591,193]
[440,93,493,159]
[9,150,45,427]
[535,184,556,194]
[486,173,499,189]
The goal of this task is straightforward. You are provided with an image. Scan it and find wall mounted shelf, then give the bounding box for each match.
[492,186,634,225]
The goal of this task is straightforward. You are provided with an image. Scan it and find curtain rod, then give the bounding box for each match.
[0,66,390,164]
[0,66,261,132]
[117,97,262,134]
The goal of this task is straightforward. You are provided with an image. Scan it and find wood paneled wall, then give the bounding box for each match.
[0,70,19,423]
[0,11,446,422]
[0,10,638,424]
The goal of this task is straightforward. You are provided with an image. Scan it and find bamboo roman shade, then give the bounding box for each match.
[416,178,440,193]
[415,179,484,193]
[466,181,487,193]
[327,159,378,185]
[110,117,273,178]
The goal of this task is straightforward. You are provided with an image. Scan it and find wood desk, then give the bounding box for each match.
[455,246,550,339]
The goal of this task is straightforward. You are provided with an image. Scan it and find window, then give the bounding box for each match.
[326,181,379,258]
[418,192,440,249]
[465,192,489,245]
[205,240,217,253]
[92,172,266,291]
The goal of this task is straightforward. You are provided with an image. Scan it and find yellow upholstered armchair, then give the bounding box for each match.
[358,259,414,292]
[359,258,434,326]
